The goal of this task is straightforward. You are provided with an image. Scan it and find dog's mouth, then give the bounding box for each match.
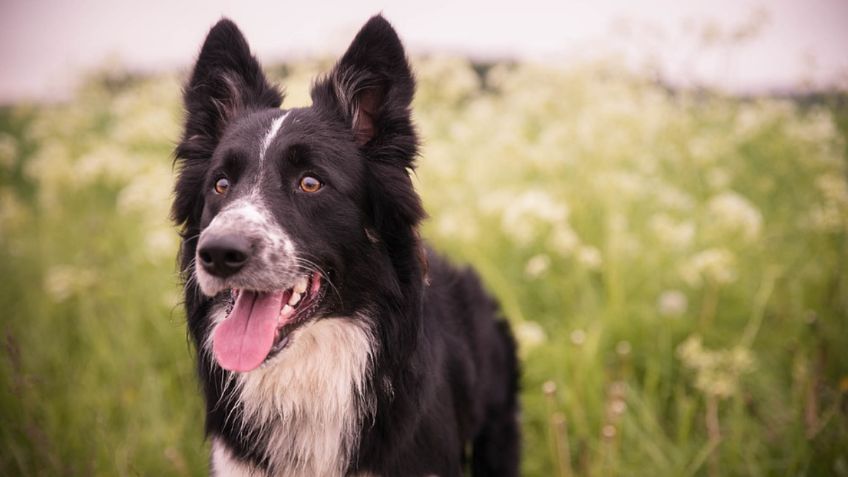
[212,272,325,373]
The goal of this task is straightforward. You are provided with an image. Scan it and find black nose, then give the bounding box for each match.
[197,234,251,278]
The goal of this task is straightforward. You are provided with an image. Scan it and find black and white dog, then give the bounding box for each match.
[172,15,519,476]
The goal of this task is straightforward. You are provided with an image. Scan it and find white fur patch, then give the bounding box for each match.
[212,438,262,477]
[210,317,376,477]
[195,199,298,297]
[259,112,289,165]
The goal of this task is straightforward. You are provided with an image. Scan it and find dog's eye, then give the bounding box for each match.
[213,177,230,195]
[299,176,322,193]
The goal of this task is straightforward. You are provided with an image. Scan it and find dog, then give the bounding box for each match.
[172,15,520,476]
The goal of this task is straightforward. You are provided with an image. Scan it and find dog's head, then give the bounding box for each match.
[173,16,424,373]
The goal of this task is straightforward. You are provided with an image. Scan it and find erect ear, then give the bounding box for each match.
[179,19,282,152]
[311,15,416,155]
[173,19,282,228]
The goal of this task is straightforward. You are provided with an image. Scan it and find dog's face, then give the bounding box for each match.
[173,16,422,373]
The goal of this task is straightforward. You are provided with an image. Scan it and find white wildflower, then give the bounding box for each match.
[649,214,695,250]
[707,191,763,241]
[514,321,547,350]
[577,246,602,270]
[609,399,627,416]
[501,190,568,245]
[548,224,580,256]
[570,329,586,346]
[657,290,688,317]
[680,248,737,287]
[524,254,551,278]
[677,335,755,399]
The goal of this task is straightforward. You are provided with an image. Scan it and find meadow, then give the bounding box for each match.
[1,57,846,476]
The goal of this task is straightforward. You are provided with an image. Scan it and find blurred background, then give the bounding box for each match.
[1,0,847,475]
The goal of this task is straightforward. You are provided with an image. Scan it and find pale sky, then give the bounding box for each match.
[1,0,846,102]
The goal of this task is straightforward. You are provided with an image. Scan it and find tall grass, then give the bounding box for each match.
[1,58,846,476]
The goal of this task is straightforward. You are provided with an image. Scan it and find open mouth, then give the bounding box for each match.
[212,272,325,372]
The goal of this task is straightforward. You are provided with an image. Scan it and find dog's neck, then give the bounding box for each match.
[211,315,376,476]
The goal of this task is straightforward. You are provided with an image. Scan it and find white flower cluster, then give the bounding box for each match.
[525,254,551,278]
[657,290,688,317]
[500,190,569,244]
[679,248,737,287]
[649,213,695,250]
[707,191,763,241]
[514,320,547,351]
[677,335,755,399]
[807,173,848,233]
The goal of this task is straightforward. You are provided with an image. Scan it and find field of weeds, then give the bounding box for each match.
[1,57,847,475]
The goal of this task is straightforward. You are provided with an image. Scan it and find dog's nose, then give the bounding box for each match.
[197,234,251,278]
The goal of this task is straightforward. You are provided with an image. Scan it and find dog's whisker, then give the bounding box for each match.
[180,256,198,275]
[293,257,343,304]
[182,233,201,244]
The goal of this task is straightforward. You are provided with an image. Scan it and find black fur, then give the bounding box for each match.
[173,15,520,476]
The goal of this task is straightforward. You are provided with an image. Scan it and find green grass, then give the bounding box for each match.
[1,58,846,476]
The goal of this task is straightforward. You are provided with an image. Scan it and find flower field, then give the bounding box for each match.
[1,57,846,475]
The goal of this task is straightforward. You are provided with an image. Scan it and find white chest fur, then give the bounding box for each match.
[210,317,376,477]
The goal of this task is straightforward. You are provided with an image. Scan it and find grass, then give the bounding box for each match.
[1,57,847,476]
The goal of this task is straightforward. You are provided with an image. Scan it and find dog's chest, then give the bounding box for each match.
[211,318,376,477]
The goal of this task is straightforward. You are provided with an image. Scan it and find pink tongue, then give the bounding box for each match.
[212,290,285,372]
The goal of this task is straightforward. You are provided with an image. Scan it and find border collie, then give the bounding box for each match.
[172,15,519,476]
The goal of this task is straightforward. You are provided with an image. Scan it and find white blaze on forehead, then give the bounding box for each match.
[259,112,290,164]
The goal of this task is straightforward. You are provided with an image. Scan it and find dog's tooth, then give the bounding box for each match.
[281,304,294,317]
[288,292,301,306]
[293,277,307,295]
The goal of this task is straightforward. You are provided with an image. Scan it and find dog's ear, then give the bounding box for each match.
[173,19,281,229]
[313,16,425,278]
[182,19,281,142]
[311,15,416,160]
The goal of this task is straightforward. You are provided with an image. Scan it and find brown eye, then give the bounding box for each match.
[299,176,322,193]
[213,177,230,195]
